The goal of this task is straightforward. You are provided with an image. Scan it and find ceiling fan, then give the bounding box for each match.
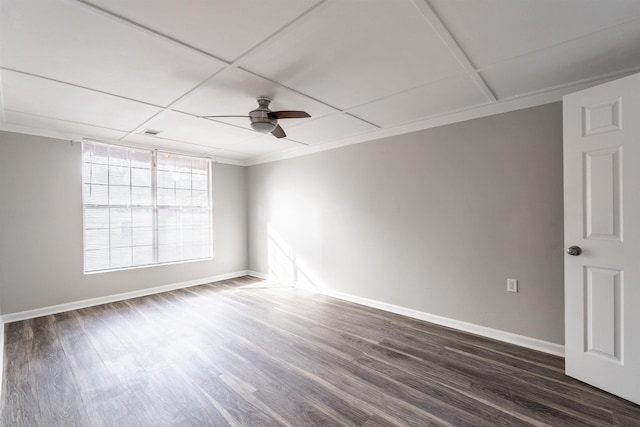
[201,97,311,138]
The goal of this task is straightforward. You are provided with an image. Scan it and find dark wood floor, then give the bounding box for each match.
[1,276,639,426]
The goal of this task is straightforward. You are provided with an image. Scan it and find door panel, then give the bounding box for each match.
[564,72,640,405]
[583,147,621,240]
[584,266,621,361]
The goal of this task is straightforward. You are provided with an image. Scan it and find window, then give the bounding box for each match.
[82,141,212,273]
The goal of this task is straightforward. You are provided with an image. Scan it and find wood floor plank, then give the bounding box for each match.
[200,310,481,425]
[162,296,360,425]
[235,284,611,422]
[377,337,612,426]
[1,321,42,427]
[54,310,160,426]
[2,276,640,426]
[167,289,375,425]
[213,292,529,425]
[28,316,91,426]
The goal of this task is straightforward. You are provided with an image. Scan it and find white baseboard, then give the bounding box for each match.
[289,279,565,357]
[247,270,270,280]
[1,270,249,324]
[0,269,564,357]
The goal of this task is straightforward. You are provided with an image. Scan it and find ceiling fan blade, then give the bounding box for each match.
[271,124,286,138]
[200,115,249,118]
[269,110,311,119]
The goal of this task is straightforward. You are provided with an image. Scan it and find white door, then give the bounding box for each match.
[564,72,640,404]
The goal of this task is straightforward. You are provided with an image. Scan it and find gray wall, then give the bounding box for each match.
[248,103,565,344]
[0,103,565,344]
[0,131,247,314]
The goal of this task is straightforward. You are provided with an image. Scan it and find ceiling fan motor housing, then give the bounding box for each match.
[249,97,277,133]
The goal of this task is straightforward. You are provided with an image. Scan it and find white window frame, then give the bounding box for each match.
[82,140,213,274]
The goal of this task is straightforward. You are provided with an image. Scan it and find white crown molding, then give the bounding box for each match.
[246,67,640,166]
[0,124,245,166]
[5,68,640,169]
[208,156,247,167]
[246,272,564,357]
[0,270,249,324]
[0,122,82,143]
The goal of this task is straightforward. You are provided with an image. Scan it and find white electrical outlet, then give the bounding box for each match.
[507,279,518,293]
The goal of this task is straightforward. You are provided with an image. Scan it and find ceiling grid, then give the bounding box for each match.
[1,0,640,164]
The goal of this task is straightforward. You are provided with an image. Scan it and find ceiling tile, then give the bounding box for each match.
[225,134,303,156]
[284,113,377,145]
[173,68,335,120]
[130,111,258,149]
[122,134,217,155]
[2,0,640,164]
[348,75,489,127]
[207,149,255,162]
[83,0,321,63]
[1,70,160,131]
[1,0,224,106]
[430,0,640,68]
[480,19,640,99]
[240,0,464,109]
[1,110,128,141]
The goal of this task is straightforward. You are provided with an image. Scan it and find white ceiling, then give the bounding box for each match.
[2,0,640,165]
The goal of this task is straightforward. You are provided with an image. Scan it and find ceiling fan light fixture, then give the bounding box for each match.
[203,97,310,139]
[250,121,277,133]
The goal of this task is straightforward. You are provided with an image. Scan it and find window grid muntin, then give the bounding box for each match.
[82,141,212,273]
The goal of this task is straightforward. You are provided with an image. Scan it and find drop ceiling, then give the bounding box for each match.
[2,0,640,165]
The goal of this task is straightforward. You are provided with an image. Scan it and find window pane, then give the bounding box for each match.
[132,208,152,227]
[192,190,208,207]
[192,158,208,173]
[109,147,129,166]
[110,208,131,249]
[85,228,109,250]
[176,189,192,206]
[83,184,108,205]
[156,154,173,171]
[174,172,191,189]
[109,186,130,205]
[84,144,109,165]
[109,165,130,186]
[158,208,177,227]
[111,247,132,268]
[132,186,152,206]
[110,208,131,226]
[193,209,210,226]
[180,226,194,243]
[159,227,177,245]
[156,170,174,188]
[191,227,210,243]
[132,227,153,246]
[157,188,175,206]
[175,157,192,173]
[131,167,151,187]
[130,150,151,168]
[84,207,109,228]
[85,249,109,271]
[192,173,208,190]
[83,163,108,185]
[133,246,154,265]
[158,244,177,263]
[111,227,131,248]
